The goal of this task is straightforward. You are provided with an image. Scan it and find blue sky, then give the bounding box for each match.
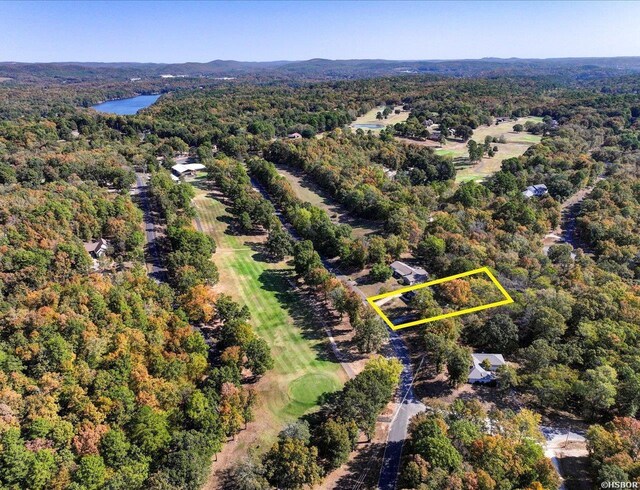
[1,1,639,63]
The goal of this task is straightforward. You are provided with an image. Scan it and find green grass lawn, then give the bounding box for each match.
[434,148,463,158]
[350,105,409,129]
[192,185,344,445]
[432,117,544,183]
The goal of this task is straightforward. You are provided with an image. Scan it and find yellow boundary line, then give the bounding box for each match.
[366,267,514,330]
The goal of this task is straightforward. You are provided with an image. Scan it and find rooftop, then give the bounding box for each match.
[390,261,415,276]
[172,163,206,174]
[523,184,548,197]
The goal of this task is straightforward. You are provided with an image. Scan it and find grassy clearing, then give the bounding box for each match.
[192,184,345,445]
[273,164,380,239]
[350,105,409,130]
[396,117,542,183]
[431,117,543,182]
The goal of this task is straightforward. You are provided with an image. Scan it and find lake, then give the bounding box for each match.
[91,94,161,115]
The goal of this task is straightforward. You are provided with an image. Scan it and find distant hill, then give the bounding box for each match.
[2,57,640,82]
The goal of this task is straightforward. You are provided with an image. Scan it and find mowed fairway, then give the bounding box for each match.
[435,117,543,182]
[192,185,345,447]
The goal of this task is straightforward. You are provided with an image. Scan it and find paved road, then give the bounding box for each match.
[378,333,426,490]
[247,170,425,490]
[133,172,166,281]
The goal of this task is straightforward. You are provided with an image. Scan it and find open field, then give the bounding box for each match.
[349,105,409,131]
[273,163,381,238]
[192,181,347,487]
[398,117,543,182]
[450,117,543,182]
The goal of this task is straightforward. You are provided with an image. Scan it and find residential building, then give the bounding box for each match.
[522,184,548,198]
[83,238,109,259]
[390,261,428,285]
[468,353,506,384]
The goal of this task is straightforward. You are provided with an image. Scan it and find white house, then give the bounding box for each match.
[522,184,548,198]
[390,261,428,285]
[171,163,206,178]
[287,132,302,139]
[468,353,506,384]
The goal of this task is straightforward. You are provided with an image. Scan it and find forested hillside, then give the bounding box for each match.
[0,82,271,490]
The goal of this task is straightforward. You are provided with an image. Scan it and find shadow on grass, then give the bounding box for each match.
[257,268,362,365]
[258,269,326,340]
[244,240,279,264]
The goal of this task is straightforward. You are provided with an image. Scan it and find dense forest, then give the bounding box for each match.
[400,401,559,489]
[0,66,639,489]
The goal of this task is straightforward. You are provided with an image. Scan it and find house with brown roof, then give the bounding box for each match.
[83,238,109,259]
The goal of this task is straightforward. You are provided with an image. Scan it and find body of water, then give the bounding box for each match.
[91,94,161,115]
[352,123,385,129]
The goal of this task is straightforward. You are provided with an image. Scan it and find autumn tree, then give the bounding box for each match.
[263,437,321,490]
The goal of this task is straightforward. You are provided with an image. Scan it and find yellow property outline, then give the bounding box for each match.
[367,267,514,330]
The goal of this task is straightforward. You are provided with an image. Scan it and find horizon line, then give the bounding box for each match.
[2,55,640,65]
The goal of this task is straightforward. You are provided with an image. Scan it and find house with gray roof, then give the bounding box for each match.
[468,353,506,384]
[390,261,428,285]
[83,238,109,259]
[522,184,548,198]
